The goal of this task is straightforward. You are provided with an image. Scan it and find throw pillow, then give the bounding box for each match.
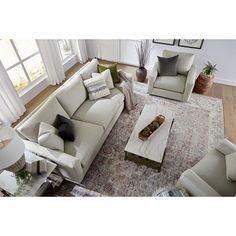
[98,63,120,84]
[83,75,110,100]
[162,50,195,75]
[157,55,179,76]
[225,152,236,181]
[92,69,114,89]
[38,122,64,152]
[56,115,75,142]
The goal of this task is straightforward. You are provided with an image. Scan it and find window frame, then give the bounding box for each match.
[2,39,47,92]
[56,39,74,62]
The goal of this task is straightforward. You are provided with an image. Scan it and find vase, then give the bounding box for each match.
[194,73,214,94]
[136,67,147,82]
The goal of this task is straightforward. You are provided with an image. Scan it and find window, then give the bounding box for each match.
[0,39,46,92]
[57,39,73,61]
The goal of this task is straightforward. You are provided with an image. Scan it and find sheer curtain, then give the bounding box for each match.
[71,40,88,64]
[0,61,26,125]
[37,40,65,85]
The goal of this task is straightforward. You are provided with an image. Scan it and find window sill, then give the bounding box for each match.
[19,76,47,98]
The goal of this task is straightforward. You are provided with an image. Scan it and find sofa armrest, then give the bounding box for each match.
[23,140,84,183]
[215,138,236,155]
[176,169,220,196]
[148,61,159,93]
[183,64,197,102]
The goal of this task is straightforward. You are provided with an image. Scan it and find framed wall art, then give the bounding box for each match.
[178,39,204,49]
[153,39,175,46]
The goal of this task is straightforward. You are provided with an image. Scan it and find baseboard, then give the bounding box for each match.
[214,78,236,87]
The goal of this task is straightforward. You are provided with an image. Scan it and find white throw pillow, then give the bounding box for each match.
[162,50,195,75]
[92,69,114,89]
[83,76,110,100]
[38,122,64,152]
[225,152,236,181]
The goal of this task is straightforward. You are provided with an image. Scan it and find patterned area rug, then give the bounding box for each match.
[82,82,224,196]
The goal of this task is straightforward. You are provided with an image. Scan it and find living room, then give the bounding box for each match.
[0,0,235,235]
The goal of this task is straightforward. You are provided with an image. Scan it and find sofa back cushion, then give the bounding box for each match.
[162,50,195,75]
[80,58,98,80]
[56,74,87,117]
[17,97,69,142]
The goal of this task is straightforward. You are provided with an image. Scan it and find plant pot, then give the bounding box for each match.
[194,73,214,95]
[136,67,147,82]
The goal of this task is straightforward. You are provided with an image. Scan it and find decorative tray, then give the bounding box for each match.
[138,115,165,141]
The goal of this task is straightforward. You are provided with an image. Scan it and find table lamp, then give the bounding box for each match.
[0,125,25,173]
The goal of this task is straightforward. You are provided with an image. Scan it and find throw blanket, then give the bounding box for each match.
[116,70,137,111]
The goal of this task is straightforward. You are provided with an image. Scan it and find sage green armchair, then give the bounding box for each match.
[148,50,197,102]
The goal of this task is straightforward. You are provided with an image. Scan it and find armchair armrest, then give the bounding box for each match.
[183,64,197,102]
[176,169,220,196]
[148,61,159,93]
[215,138,236,155]
[23,140,84,183]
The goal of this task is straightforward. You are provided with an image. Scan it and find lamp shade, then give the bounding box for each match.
[0,126,25,171]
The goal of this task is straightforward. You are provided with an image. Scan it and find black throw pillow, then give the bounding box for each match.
[157,55,179,76]
[56,114,75,142]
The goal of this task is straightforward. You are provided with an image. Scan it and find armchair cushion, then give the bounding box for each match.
[225,152,236,181]
[163,50,195,75]
[154,75,186,93]
[157,55,178,76]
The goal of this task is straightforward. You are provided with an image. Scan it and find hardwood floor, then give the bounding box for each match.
[13,60,236,143]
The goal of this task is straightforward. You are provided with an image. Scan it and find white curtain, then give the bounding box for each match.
[37,40,65,85]
[71,40,88,64]
[0,61,26,125]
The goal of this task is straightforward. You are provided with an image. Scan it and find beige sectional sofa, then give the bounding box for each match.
[15,59,126,183]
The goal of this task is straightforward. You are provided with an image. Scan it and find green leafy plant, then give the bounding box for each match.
[202,61,218,76]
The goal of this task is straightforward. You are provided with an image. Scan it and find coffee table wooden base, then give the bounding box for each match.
[125,151,162,172]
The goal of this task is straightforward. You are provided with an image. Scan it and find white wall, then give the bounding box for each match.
[86,39,236,86]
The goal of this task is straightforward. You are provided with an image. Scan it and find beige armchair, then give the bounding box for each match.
[177,139,236,196]
[148,50,197,102]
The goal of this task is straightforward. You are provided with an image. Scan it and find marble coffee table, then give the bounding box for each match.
[124,104,174,171]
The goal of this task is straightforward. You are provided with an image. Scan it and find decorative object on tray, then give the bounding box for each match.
[138,115,165,141]
[153,39,175,46]
[153,186,188,197]
[135,40,152,82]
[0,125,25,173]
[194,61,218,94]
[25,159,48,175]
[178,39,204,49]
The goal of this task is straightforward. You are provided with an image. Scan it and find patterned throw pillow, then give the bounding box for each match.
[83,75,110,100]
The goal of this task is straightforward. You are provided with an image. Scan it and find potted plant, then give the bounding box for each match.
[194,61,218,94]
[135,40,152,82]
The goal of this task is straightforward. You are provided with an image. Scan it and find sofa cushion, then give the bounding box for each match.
[162,50,194,75]
[158,55,179,76]
[104,88,124,106]
[64,120,104,169]
[92,69,114,89]
[56,115,75,142]
[154,75,186,93]
[56,74,87,117]
[72,98,119,130]
[80,59,98,80]
[17,97,69,142]
[83,75,110,101]
[192,149,236,196]
[38,122,64,152]
[225,152,236,181]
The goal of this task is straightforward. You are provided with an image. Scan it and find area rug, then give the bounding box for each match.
[82,82,224,196]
